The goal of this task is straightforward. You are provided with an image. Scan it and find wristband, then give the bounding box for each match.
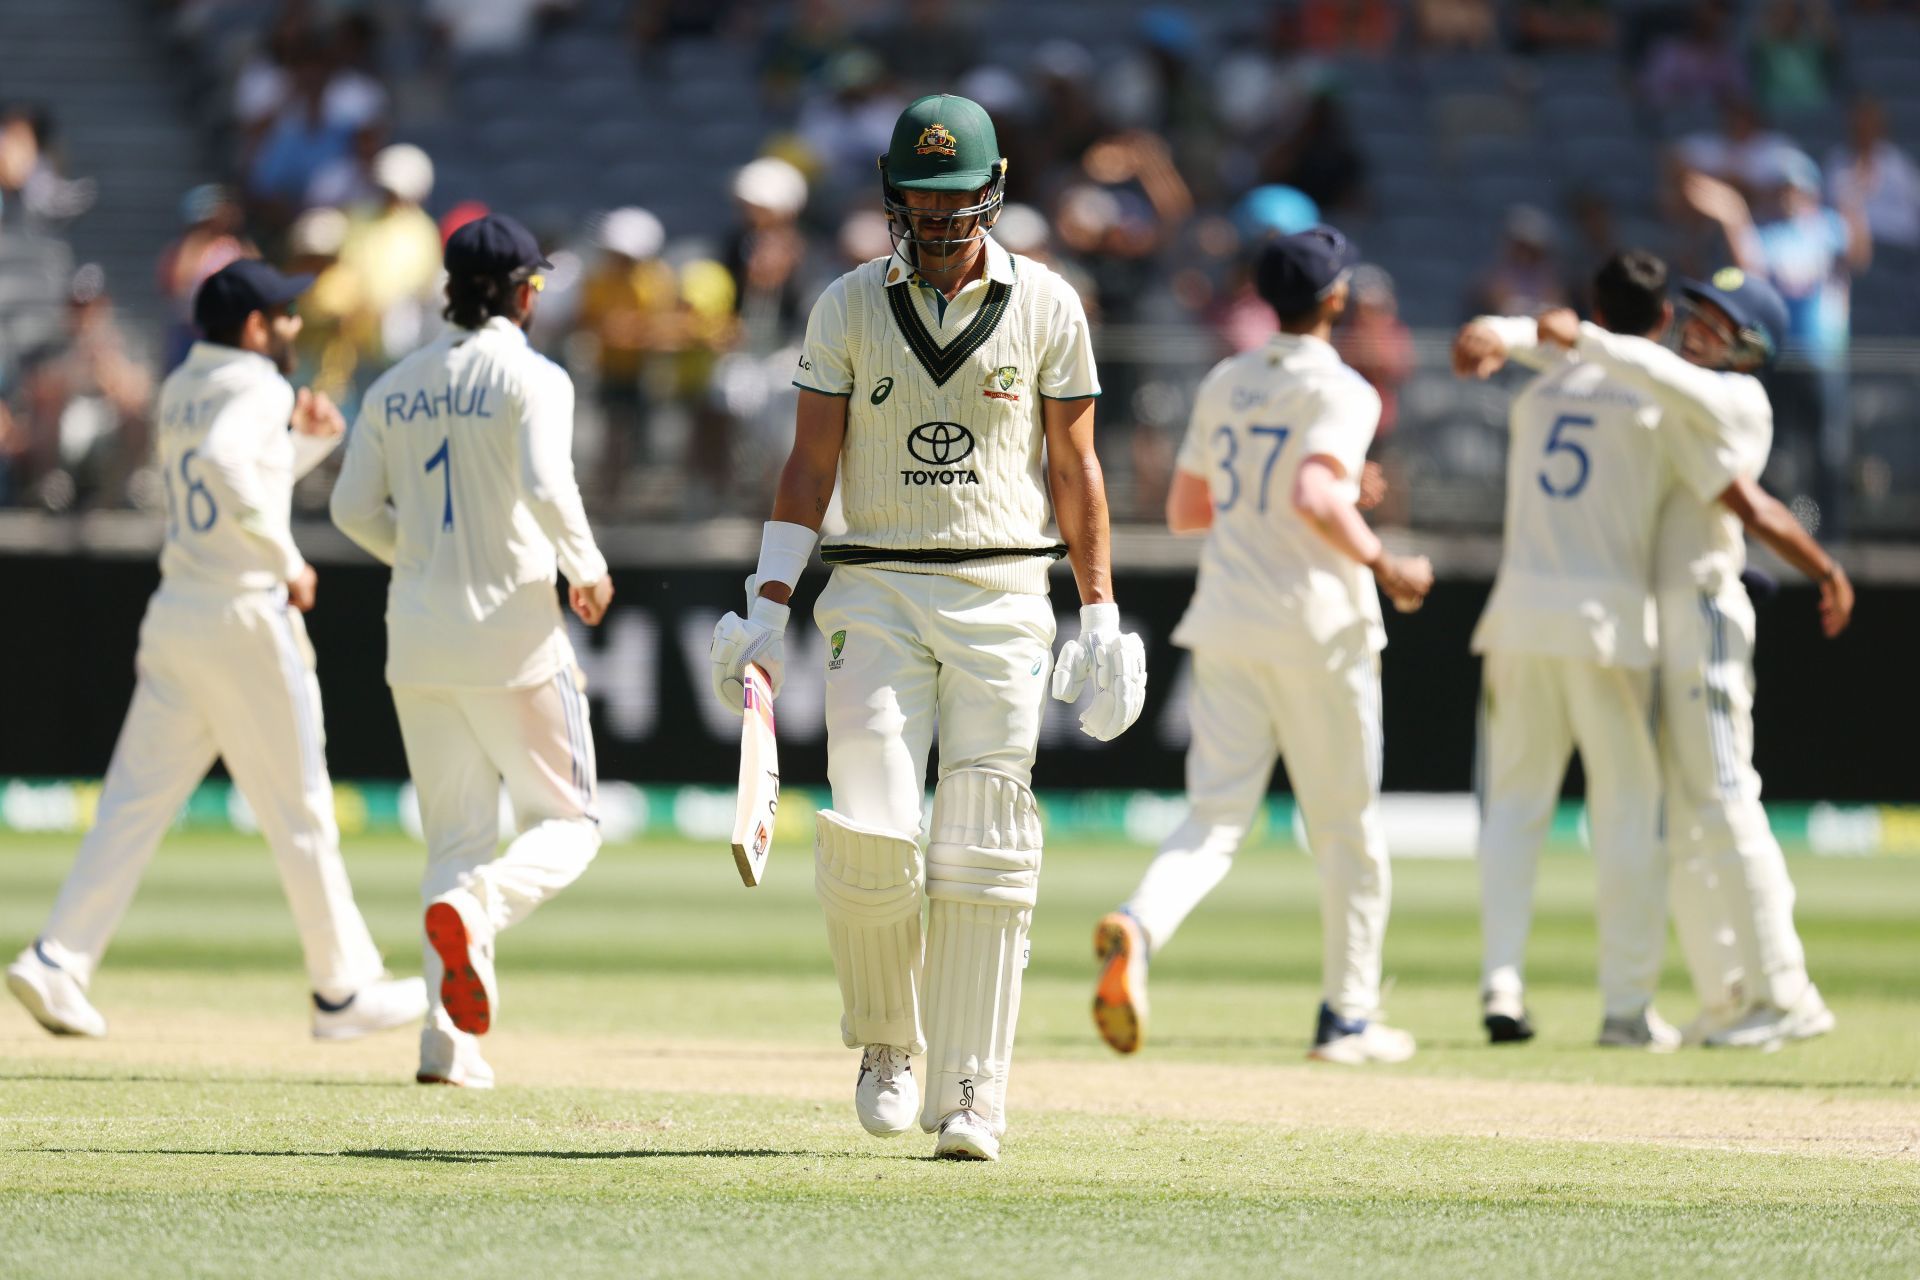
[1080,602,1120,638]
[755,520,816,594]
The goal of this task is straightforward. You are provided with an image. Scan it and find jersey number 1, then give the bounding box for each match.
[425,438,453,530]
[1212,424,1291,513]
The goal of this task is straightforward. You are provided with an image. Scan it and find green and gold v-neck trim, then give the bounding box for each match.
[887,277,1013,387]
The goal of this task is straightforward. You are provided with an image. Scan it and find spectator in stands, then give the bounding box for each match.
[244,48,359,229]
[1415,0,1499,51]
[338,144,444,361]
[0,105,95,231]
[1672,97,1801,191]
[426,0,577,58]
[858,0,981,92]
[1030,41,1104,179]
[233,13,386,156]
[576,207,678,507]
[1827,96,1920,251]
[758,0,850,108]
[1512,0,1616,53]
[1062,130,1195,324]
[10,266,152,511]
[1335,264,1414,438]
[796,49,905,199]
[1258,84,1367,214]
[1684,153,1869,531]
[156,185,256,370]
[1640,0,1747,115]
[283,206,364,402]
[722,156,810,355]
[1748,0,1840,117]
[1470,204,1571,318]
[1292,0,1401,56]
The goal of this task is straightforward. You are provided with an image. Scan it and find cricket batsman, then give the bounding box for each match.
[708,94,1147,1161]
[7,261,426,1042]
[330,214,615,1088]
[1533,270,1852,1047]
[1453,251,1688,1050]
[1089,227,1432,1066]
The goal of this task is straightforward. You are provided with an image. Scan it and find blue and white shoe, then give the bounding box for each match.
[312,976,429,1041]
[1308,1002,1415,1065]
[6,941,106,1038]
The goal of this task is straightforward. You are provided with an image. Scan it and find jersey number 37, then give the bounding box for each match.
[1212,423,1293,513]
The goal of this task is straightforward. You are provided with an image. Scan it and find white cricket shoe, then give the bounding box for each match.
[312,976,429,1041]
[425,889,497,1036]
[854,1044,917,1137]
[1597,1006,1683,1052]
[932,1108,999,1162]
[6,942,106,1038]
[1705,984,1836,1049]
[1680,1000,1748,1046]
[1092,910,1149,1055]
[1308,1003,1416,1065]
[416,1024,495,1089]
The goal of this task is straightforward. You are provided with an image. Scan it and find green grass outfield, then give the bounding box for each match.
[1,832,1916,1279]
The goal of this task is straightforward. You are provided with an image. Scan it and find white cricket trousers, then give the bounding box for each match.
[37,588,385,1001]
[1658,585,1808,1013]
[1474,650,1664,1018]
[392,666,602,1038]
[1122,648,1389,1021]
[814,567,1055,833]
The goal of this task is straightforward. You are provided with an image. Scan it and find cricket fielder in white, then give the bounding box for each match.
[1452,251,1687,1050]
[331,214,615,1088]
[6,261,425,1042]
[709,95,1147,1161]
[1090,227,1433,1066]
[1533,270,1852,1047]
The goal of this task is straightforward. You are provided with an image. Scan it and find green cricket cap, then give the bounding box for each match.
[885,94,1001,191]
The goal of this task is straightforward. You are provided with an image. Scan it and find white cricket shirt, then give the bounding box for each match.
[794,235,1100,595]
[1575,324,1773,597]
[331,316,607,689]
[154,341,335,599]
[1169,333,1387,667]
[1469,317,1670,668]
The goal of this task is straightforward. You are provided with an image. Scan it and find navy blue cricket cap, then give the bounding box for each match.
[1256,224,1358,318]
[1680,266,1789,364]
[192,259,313,336]
[444,213,552,277]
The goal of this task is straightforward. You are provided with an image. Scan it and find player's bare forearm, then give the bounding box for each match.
[1165,469,1213,535]
[1293,458,1382,566]
[1719,477,1853,638]
[1720,477,1827,580]
[761,390,847,604]
[1045,397,1114,605]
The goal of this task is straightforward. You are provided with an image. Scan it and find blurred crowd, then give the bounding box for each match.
[3,0,1919,531]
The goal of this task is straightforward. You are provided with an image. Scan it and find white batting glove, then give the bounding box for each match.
[1050,603,1147,742]
[710,584,790,715]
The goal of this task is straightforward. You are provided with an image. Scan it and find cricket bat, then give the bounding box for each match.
[729,662,779,887]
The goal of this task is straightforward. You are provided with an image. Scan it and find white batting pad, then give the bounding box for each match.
[814,809,927,1055]
[920,768,1043,1136]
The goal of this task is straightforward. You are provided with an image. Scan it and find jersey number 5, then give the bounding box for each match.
[1212,424,1292,513]
[1537,413,1593,499]
[425,438,453,530]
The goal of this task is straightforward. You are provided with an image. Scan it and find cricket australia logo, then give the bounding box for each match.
[915,123,958,157]
[902,421,979,486]
[828,629,847,671]
[982,365,1021,402]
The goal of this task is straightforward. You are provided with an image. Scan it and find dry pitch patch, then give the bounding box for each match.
[5,1009,1915,1162]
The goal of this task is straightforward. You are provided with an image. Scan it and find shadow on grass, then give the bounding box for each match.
[23,1147,854,1163]
[0,1073,413,1089]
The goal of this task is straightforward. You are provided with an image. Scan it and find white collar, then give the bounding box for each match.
[185,341,278,376]
[883,234,1016,289]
